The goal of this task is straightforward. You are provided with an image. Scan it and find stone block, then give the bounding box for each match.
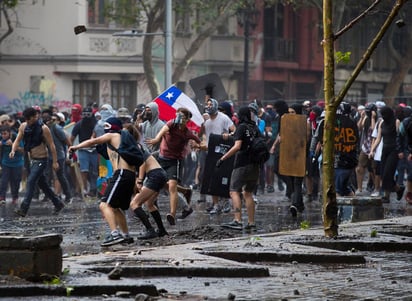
[337,196,384,223]
[0,233,62,281]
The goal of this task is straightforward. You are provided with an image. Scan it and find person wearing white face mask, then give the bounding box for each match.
[94,104,115,138]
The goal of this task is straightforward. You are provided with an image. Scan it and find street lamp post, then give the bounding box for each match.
[237,4,259,102]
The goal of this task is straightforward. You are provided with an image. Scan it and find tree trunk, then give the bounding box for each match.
[383,24,412,106]
[322,0,339,238]
[321,0,408,238]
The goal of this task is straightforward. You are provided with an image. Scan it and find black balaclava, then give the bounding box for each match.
[289,103,303,115]
[273,100,289,117]
[238,106,254,125]
[104,117,123,133]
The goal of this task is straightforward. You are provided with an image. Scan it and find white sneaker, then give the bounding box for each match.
[370,191,380,197]
[355,189,363,195]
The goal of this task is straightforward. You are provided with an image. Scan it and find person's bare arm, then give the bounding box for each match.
[9,123,25,158]
[42,125,59,171]
[68,133,112,152]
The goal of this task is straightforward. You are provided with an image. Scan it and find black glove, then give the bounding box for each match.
[216,159,223,168]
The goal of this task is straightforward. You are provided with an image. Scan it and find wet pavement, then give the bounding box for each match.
[0,187,411,300]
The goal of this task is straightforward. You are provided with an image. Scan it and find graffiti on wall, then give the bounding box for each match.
[0,79,73,113]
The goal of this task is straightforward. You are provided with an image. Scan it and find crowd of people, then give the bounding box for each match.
[1,97,411,246]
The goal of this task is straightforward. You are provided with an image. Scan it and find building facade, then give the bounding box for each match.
[0,0,411,114]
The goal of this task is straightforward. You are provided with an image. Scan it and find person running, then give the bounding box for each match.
[146,107,201,226]
[11,107,65,217]
[68,117,136,247]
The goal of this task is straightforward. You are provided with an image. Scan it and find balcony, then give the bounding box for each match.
[264,37,296,62]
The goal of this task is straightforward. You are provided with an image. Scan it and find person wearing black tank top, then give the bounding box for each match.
[369,106,405,202]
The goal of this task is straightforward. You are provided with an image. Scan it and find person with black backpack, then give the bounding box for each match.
[68,117,138,247]
[216,106,261,230]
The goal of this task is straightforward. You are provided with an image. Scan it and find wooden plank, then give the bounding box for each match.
[279,114,307,177]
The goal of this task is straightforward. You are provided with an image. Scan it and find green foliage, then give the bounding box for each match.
[62,267,70,275]
[300,220,310,229]
[370,228,378,238]
[43,276,61,285]
[335,51,351,64]
[66,287,74,297]
[4,0,19,7]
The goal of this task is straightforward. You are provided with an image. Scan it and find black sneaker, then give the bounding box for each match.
[53,202,65,215]
[396,185,405,201]
[122,235,134,244]
[244,223,257,230]
[101,232,125,246]
[166,213,176,226]
[157,229,169,237]
[221,219,243,230]
[14,208,27,217]
[178,207,193,219]
[290,205,298,217]
[137,228,158,240]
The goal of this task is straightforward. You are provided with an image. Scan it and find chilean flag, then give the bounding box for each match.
[154,85,203,132]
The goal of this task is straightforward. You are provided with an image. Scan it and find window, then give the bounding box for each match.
[263,4,296,61]
[88,0,108,27]
[175,1,191,35]
[111,81,137,110]
[73,80,99,107]
[296,83,316,100]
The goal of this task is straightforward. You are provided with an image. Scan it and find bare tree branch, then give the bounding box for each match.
[334,0,382,40]
[0,6,14,45]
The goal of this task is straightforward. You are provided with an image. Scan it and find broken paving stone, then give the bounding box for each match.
[108,266,122,280]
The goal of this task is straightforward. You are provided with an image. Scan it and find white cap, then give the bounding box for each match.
[375,101,386,109]
[56,112,65,122]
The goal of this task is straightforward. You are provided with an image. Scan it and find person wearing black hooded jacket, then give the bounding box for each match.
[217,106,260,230]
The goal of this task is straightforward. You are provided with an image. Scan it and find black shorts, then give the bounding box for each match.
[143,168,168,192]
[229,164,259,193]
[158,157,182,182]
[101,169,135,210]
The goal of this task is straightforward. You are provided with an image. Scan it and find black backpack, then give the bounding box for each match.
[247,124,270,165]
[107,130,145,168]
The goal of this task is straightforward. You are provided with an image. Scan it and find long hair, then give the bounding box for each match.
[124,123,141,141]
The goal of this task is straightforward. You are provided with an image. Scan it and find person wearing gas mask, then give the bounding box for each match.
[93,104,115,138]
[146,108,201,226]
[140,102,165,155]
[199,98,235,214]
